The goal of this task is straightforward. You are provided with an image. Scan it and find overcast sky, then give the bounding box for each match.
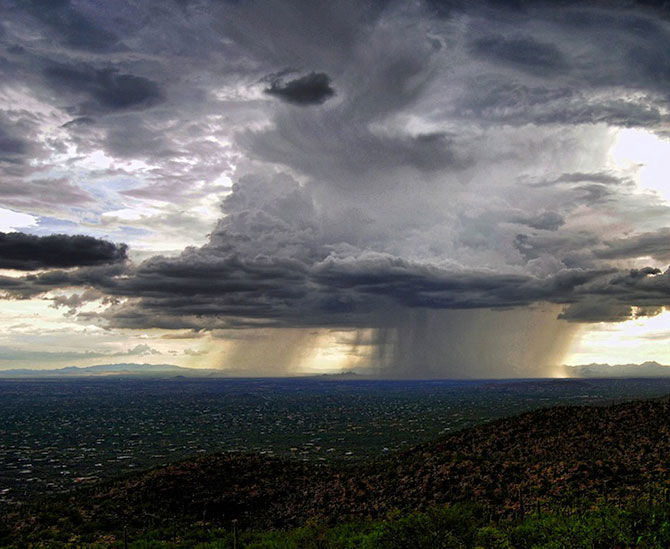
[1,0,670,377]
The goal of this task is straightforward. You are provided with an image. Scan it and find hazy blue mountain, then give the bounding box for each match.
[0,363,202,377]
[2,362,670,378]
[565,361,670,378]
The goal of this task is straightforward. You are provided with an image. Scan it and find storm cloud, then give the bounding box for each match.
[42,63,164,114]
[0,232,127,271]
[264,72,335,105]
[3,0,670,376]
[470,35,569,77]
[20,0,119,52]
[2,175,668,328]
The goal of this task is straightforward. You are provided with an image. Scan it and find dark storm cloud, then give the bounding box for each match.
[242,14,468,181]
[244,123,466,179]
[20,0,119,52]
[4,0,670,346]
[596,229,670,261]
[557,299,639,323]
[552,172,626,185]
[212,0,389,70]
[3,234,670,327]
[514,232,601,264]
[264,72,335,105]
[42,63,163,114]
[0,260,129,299]
[445,2,670,130]
[103,117,173,158]
[60,117,95,129]
[125,253,309,302]
[625,41,670,90]
[310,253,617,311]
[558,267,668,322]
[470,35,569,76]
[454,81,664,128]
[528,172,640,211]
[310,253,536,310]
[0,113,46,176]
[0,122,29,163]
[512,211,565,231]
[0,174,530,321]
[427,0,670,18]
[0,232,127,271]
[103,252,667,328]
[2,170,670,328]
[97,174,323,325]
[456,82,574,120]
[529,100,662,128]
[554,102,663,128]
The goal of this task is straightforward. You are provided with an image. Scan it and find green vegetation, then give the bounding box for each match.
[2,391,669,547]
[214,502,670,549]
[6,502,670,548]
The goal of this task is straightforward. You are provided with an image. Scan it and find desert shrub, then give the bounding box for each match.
[371,508,467,549]
[476,526,512,549]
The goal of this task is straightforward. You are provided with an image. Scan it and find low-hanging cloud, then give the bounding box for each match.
[264,72,335,105]
[0,232,128,271]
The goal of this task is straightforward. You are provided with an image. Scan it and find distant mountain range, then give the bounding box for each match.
[0,363,216,378]
[564,361,670,378]
[1,361,670,378]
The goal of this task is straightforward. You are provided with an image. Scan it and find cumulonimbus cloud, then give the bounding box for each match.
[0,232,127,271]
[1,174,669,328]
[3,0,670,376]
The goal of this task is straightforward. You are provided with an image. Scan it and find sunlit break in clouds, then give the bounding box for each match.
[2,0,670,377]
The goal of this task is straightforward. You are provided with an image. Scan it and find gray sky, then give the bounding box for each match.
[1,0,670,376]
